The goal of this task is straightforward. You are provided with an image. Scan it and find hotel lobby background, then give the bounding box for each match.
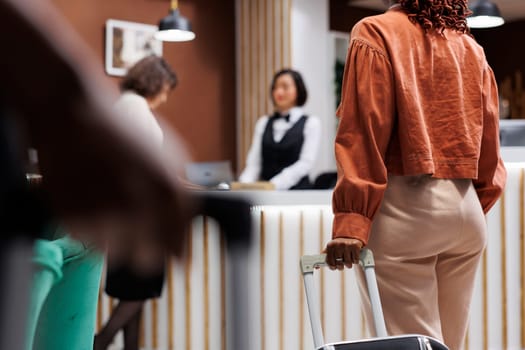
[48,0,525,175]
[40,0,525,349]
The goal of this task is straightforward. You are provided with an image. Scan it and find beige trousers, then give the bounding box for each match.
[356,175,486,350]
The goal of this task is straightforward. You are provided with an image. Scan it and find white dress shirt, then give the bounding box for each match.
[239,106,321,190]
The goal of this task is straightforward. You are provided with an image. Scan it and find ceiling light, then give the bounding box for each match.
[155,0,196,42]
[467,0,505,29]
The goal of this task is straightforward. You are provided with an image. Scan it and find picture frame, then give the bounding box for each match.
[105,19,163,77]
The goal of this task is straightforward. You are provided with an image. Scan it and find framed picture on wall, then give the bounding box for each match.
[105,19,163,76]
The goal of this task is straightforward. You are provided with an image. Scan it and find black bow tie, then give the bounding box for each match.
[272,112,290,122]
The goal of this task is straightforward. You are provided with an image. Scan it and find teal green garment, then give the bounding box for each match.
[26,235,103,350]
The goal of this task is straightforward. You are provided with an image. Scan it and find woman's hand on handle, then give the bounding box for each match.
[324,237,364,270]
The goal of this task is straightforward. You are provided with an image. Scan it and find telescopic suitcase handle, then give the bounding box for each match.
[300,249,388,349]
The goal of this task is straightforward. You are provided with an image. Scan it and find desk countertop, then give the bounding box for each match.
[200,151,524,206]
[197,189,332,206]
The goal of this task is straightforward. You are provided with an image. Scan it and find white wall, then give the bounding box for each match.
[291,0,338,178]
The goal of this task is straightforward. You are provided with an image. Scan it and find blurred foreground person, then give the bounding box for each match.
[324,1,506,349]
[0,0,194,278]
[0,0,194,348]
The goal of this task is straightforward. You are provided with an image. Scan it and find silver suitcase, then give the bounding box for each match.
[300,249,449,350]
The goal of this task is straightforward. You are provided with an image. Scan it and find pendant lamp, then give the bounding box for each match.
[155,0,196,42]
[467,0,505,29]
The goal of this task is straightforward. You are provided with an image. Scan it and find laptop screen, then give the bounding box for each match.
[185,161,234,187]
[500,120,525,146]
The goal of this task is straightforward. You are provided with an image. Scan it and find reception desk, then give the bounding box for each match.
[98,149,525,350]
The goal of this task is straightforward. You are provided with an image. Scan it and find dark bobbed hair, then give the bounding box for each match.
[120,55,178,98]
[270,69,308,107]
[398,0,471,34]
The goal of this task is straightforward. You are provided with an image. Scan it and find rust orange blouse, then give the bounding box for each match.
[332,8,507,245]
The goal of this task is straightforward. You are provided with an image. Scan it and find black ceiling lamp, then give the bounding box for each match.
[467,0,505,29]
[154,0,196,42]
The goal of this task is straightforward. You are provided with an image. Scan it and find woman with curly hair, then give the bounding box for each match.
[324,1,506,349]
[94,55,178,350]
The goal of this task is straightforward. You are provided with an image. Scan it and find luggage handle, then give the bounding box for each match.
[300,249,388,349]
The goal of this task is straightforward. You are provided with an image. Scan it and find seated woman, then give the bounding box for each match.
[239,69,321,190]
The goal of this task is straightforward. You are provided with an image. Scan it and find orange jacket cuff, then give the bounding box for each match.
[332,212,371,245]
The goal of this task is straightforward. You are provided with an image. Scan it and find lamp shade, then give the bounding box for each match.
[155,9,196,42]
[467,0,505,29]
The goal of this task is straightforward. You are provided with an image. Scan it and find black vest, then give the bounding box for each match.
[260,115,311,189]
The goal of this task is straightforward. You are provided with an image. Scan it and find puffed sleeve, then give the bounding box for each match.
[332,32,395,245]
[472,64,506,213]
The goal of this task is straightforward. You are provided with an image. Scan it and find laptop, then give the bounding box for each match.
[500,119,525,146]
[185,161,234,188]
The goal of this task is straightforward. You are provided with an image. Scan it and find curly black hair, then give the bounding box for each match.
[398,0,472,34]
